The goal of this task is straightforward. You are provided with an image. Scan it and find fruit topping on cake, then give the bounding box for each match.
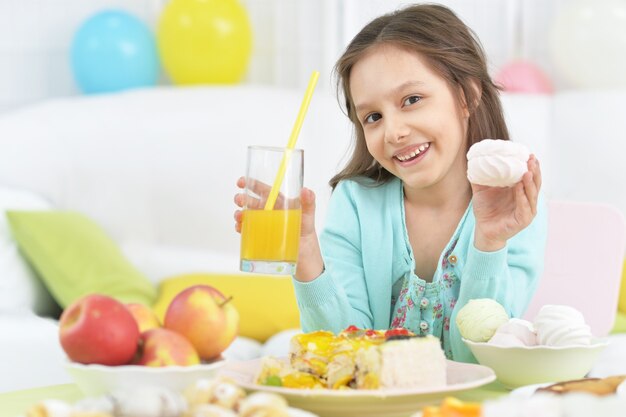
[256,326,447,390]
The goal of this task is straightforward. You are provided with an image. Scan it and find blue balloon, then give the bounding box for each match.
[71,10,159,94]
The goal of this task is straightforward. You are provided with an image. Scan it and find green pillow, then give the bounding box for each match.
[6,210,156,308]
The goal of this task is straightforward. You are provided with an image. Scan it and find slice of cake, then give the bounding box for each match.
[257,326,447,390]
[355,336,447,389]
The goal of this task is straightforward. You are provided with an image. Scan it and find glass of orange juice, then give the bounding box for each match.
[240,146,303,275]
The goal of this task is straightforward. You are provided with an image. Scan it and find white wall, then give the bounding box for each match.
[0,0,164,112]
[0,0,343,111]
[1,0,614,113]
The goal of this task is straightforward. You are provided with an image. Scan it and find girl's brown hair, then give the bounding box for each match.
[330,3,509,189]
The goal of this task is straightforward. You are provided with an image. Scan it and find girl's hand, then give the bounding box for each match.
[233,177,324,281]
[297,188,325,281]
[233,176,285,232]
[470,155,542,252]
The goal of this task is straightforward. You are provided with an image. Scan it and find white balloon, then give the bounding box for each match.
[550,0,626,89]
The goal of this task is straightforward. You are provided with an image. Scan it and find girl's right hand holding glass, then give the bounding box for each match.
[234,177,324,282]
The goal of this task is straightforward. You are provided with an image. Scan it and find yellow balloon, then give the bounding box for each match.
[157,0,253,85]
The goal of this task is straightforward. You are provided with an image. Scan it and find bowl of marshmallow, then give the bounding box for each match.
[458,299,609,389]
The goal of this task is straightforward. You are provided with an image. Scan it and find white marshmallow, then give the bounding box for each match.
[466,139,530,187]
[493,318,538,346]
[534,305,592,347]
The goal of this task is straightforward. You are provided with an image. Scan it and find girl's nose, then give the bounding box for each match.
[383,115,410,144]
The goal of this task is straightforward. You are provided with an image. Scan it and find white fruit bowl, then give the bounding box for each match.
[65,359,226,396]
[463,338,609,389]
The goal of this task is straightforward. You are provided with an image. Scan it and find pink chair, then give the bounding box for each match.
[524,200,626,336]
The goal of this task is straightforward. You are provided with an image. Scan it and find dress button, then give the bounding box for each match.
[448,254,458,265]
[419,321,429,331]
[420,297,429,309]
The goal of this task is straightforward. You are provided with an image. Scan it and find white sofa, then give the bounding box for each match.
[0,85,625,393]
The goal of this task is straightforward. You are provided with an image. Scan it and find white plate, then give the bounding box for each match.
[219,358,495,417]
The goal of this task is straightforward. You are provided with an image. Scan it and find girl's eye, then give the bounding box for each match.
[403,96,421,106]
[364,113,382,124]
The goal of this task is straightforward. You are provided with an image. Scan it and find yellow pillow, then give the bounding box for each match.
[153,273,300,342]
[617,261,626,313]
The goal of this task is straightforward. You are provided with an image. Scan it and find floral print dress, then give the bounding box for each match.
[390,203,469,359]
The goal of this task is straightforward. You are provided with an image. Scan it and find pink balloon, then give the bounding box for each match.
[494,60,554,94]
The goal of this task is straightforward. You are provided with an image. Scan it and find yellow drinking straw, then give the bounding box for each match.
[263,70,320,210]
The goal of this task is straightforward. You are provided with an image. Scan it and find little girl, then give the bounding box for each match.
[234,4,546,363]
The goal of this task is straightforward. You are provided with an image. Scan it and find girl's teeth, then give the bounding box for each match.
[396,143,430,161]
[398,150,417,161]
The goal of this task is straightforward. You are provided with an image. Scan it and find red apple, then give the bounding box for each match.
[59,294,139,365]
[126,303,161,333]
[133,328,200,366]
[164,285,239,360]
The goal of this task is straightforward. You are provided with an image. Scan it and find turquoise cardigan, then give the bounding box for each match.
[292,177,547,362]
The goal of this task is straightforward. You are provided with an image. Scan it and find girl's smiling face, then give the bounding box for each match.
[350,43,470,194]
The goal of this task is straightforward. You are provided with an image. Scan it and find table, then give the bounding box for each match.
[0,384,82,417]
[0,381,510,417]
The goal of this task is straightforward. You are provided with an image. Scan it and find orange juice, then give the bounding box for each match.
[240,208,302,262]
